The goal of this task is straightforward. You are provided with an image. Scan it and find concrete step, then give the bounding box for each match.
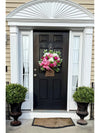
[18,110,90,120]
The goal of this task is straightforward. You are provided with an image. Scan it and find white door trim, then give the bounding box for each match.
[10,27,93,111]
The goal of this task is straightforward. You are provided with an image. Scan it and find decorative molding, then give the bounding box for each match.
[7,21,94,27]
[7,0,94,25]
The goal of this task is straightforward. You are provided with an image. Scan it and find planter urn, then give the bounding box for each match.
[76,102,89,125]
[10,103,22,126]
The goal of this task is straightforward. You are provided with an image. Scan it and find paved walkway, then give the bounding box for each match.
[6,119,94,133]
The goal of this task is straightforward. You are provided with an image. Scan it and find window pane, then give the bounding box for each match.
[73,36,80,49]
[23,36,29,50]
[23,75,29,88]
[72,63,79,75]
[23,50,29,62]
[23,63,29,73]
[72,75,78,91]
[23,74,29,99]
[72,35,80,91]
[22,35,29,99]
[72,50,79,63]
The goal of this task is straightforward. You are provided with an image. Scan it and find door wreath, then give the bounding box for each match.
[39,49,62,76]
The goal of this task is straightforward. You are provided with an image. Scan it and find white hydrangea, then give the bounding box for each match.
[53,53,59,57]
[49,57,54,62]
[44,52,49,57]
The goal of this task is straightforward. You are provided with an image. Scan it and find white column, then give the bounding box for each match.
[81,28,93,87]
[10,26,19,83]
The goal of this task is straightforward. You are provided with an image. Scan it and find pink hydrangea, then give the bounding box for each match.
[40,62,43,66]
[48,53,53,58]
[43,58,47,62]
[42,60,50,66]
[43,65,51,70]
[53,61,57,67]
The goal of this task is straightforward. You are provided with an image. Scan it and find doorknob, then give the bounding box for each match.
[34,68,37,71]
[34,74,37,77]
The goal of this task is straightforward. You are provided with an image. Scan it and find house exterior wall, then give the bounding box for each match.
[6,0,94,85]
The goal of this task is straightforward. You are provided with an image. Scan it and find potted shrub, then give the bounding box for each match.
[6,83,27,126]
[73,86,94,125]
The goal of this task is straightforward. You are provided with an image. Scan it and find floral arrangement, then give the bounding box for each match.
[39,49,62,72]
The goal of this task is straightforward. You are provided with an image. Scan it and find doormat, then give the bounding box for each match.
[32,118,75,128]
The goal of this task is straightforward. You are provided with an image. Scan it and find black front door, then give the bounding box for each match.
[33,30,69,109]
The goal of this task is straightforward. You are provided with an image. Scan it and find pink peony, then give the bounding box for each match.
[57,60,60,63]
[50,63,54,68]
[41,56,44,59]
[54,56,58,60]
[45,56,49,60]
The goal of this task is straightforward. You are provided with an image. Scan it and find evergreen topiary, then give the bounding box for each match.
[6,84,27,104]
[73,86,94,103]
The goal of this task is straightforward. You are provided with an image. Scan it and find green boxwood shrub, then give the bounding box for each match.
[6,84,27,104]
[73,86,94,103]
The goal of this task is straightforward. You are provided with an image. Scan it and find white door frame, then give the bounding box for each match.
[10,26,93,111]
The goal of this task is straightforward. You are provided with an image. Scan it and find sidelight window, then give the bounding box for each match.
[20,30,33,110]
[72,36,80,91]
[71,33,82,94]
[22,35,29,99]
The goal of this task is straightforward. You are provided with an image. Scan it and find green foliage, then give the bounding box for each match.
[41,67,45,71]
[6,84,27,104]
[43,49,48,54]
[43,49,61,57]
[49,50,53,53]
[73,86,94,103]
[53,67,60,72]
[56,51,61,57]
